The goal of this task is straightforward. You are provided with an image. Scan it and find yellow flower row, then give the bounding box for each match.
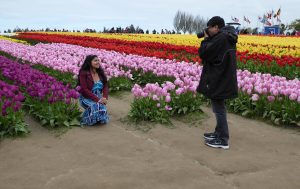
[41,32,300,57]
[237,43,300,57]
[0,35,29,45]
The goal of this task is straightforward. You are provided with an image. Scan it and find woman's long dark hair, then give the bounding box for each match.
[78,55,107,85]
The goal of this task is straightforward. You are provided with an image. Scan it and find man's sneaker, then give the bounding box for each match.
[203,132,218,140]
[205,138,229,149]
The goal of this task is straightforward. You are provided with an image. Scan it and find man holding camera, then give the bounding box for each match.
[197,16,238,149]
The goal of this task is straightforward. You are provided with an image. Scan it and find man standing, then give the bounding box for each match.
[197,16,238,149]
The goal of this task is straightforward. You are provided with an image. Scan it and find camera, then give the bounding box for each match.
[197,28,209,38]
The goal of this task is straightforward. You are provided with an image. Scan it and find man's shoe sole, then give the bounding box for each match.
[205,142,229,150]
[203,136,217,140]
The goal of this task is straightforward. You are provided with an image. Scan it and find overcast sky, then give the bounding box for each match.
[0,0,299,31]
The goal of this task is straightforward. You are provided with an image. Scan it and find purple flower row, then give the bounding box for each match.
[0,80,25,116]
[0,56,79,104]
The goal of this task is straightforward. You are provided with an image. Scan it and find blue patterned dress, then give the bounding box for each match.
[79,81,109,126]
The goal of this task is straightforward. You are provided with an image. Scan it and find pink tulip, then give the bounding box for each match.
[165,105,172,111]
[267,96,275,102]
[165,95,171,103]
[289,93,297,101]
[152,95,159,101]
[251,94,259,101]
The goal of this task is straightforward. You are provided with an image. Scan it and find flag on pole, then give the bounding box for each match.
[243,16,251,24]
[261,15,266,24]
[274,8,281,18]
[247,18,251,24]
[231,16,239,23]
[276,8,281,17]
[267,11,273,19]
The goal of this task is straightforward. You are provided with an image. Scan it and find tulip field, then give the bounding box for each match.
[0,33,299,137]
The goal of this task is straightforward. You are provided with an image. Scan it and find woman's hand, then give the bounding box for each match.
[98,97,107,105]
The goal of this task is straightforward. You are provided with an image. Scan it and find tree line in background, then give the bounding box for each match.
[173,10,207,34]
[0,25,177,35]
[102,25,177,34]
[1,16,299,35]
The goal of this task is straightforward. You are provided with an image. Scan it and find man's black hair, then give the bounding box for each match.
[207,16,225,29]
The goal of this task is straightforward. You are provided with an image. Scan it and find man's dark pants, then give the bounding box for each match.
[211,99,229,143]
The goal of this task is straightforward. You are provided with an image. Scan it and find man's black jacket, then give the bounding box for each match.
[197,26,238,100]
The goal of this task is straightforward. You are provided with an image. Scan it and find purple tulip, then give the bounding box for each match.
[0,80,25,115]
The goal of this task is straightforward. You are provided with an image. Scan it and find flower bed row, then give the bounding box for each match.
[0,79,29,137]
[39,32,300,54]
[1,40,299,126]
[0,55,81,128]
[0,35,29,45]
[14,33,300,79]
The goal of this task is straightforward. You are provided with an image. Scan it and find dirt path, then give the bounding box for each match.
[1,92,300,189]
